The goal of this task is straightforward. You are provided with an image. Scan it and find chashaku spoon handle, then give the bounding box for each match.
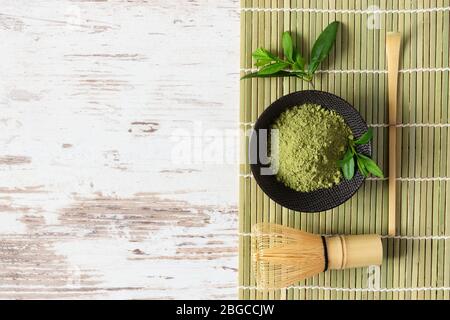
[386,32,401,237]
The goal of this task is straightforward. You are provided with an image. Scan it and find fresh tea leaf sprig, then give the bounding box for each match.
[241,21,340,82]
[338,129,385,180]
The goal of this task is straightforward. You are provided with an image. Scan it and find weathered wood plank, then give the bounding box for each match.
[0,0,240,299]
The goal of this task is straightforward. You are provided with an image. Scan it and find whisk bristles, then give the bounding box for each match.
[251,223,326,289]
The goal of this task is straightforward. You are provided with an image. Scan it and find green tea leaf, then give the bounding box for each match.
[355,128,374,145]
[356,157,369,177]
[342,147,354,163]
[308,21,340,74]
[243,24,339,82]
[340,156,355,180]
[293,51,306,70]
[358,154,385,178]
[258,62,291,75]
[366,162,384,178]
[282,32,294,62]
[307,61,321,76]
[252,48,276,61]
[241,71,297,80]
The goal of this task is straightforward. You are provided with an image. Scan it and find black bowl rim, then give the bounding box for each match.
[250,90,372,213]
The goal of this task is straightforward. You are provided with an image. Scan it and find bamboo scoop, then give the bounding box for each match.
[251,223,383,289]
[386,32,402,236]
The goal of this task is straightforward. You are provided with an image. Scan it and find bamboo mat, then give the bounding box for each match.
[239,0,450,300]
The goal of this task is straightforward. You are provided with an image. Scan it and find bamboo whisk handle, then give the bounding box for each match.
[325,235,383,271]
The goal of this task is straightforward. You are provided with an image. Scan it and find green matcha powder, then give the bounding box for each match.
[272,103,352,192]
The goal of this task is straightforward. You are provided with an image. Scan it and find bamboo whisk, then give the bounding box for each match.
[251,223,383,289]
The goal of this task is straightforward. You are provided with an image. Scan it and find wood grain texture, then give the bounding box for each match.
[0,0,240,299]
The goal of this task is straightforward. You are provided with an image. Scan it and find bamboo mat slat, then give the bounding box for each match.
[239,0,450,300]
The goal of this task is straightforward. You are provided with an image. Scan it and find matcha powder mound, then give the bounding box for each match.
[272,103,352,192]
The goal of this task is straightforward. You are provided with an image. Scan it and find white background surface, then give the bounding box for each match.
[0,0,240,299]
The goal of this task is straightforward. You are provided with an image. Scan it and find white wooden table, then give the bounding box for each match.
[0,0,240,299]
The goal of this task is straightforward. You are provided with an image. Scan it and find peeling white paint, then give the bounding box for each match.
[0,213,27,234]
[0,0,240,299]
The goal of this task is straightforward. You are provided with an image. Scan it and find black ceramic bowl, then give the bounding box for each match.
[250,90,371,213]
